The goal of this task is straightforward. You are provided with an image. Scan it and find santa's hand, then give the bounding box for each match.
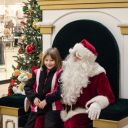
[86,102,101,120]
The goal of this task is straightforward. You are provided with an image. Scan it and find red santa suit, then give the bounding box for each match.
[61,39,115,128]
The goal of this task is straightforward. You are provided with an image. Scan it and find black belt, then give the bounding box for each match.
[63,104,76,113]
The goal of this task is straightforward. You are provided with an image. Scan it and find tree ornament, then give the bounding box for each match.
[25,44,36,54]
[32,21,39,29]
[13,69,21,77]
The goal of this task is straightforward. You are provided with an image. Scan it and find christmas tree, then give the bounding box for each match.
[8,0,42,96]
[17,0,42,70]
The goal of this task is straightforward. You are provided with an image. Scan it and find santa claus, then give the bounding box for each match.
[60,39,115,128]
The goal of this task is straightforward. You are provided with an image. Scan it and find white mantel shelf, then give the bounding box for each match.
[37,0,128,10]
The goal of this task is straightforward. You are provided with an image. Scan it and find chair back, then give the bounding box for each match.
[53,20,119,98]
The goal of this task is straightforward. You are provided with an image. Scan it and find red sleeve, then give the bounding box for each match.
[96,73,115,104]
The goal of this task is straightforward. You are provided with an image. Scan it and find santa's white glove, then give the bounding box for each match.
[86,102,101,120]
[85,96,109,120]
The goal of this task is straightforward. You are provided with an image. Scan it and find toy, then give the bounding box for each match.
[12,71,32,95]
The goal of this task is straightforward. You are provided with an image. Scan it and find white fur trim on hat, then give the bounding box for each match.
[69,43,97,62]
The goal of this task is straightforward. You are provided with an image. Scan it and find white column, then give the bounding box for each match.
[42,34,52,52]
[121,35,128,98]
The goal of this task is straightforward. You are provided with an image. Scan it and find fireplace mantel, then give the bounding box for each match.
[37,0,128,10]
[118,24,128,35]
[37,0,128,100]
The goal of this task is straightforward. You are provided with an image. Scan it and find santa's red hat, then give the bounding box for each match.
[69,39,98,61]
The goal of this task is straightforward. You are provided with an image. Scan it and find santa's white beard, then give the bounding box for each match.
[61,56,93,105]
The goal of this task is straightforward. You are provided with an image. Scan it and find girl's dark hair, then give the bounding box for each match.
[40,47,62,69]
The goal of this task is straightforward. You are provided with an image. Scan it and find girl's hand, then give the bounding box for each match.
[34,97,40,106]
[38,100,47,109]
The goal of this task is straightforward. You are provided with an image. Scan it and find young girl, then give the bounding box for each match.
[24,47,63,128]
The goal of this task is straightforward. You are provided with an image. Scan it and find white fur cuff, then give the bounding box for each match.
[86,95,109,109]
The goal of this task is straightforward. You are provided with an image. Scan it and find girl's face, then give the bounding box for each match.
[44,55,56,70]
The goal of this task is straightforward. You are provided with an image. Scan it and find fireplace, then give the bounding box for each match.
[37,0,128,99]
[52,19,119,99]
